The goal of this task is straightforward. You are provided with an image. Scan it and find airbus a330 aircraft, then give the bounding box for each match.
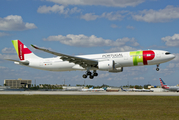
[7,40,175,79]
[160,78,179,92]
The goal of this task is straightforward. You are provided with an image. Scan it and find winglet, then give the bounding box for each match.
[31,44,39,49]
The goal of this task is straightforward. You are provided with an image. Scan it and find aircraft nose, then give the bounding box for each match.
[172,54,176,59]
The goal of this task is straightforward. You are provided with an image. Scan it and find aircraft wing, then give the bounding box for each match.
[31,44,98,68]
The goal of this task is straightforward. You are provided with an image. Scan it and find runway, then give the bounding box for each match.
[0,91,179,96]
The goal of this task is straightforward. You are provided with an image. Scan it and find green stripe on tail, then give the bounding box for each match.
[12,40,19,55]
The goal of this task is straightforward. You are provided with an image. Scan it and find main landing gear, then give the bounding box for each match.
[156,64,160,71]
[82,70,98,79]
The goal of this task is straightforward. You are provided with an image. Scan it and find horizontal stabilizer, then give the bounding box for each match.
[6,59,29,65]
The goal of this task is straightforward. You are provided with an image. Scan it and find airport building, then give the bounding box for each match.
[4,78,32,88]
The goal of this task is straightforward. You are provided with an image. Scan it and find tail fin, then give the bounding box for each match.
[12,40,40,60]
[159,78,168,89]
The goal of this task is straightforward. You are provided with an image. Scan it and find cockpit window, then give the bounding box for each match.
[165,52,171,55]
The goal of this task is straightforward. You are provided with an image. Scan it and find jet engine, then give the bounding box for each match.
[98,60,115,70]
[98,60,123,72]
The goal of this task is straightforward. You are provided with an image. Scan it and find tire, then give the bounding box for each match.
[93,73,98,76]
[83,74,87,78]
[87,72,92,75]
[89,75,94,79]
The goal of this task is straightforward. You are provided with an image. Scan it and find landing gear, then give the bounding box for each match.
[93,70,98,77]
[93,73,98,76]
[82,74,87,78]
[82,70,98,79]
[89,75,94,79]
[156,64,160,71]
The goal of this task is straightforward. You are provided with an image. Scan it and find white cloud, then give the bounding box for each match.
[101,12,124,21]
[0,54,18,60]
[126,25,135,29]
[37,4,81,14]
[166,54,179,69]
[0,32,10,37]
[81,12,124,21]
[105,46,137,52]
[43,34,139,47]
[0,66,7,69]
[159,53,179,75]
[134,77,144,80]
[161,34,179,47]
[46,0,145,7]
[99,73,109,78]
[132,5,179,23]
[80,13,99,21]
[172,53,179,62]
[0,15,37,31]
[167,63,176,69]
[158,68,175,75]
[153,78,157,81]
[1,48,16,53]
[110,24,118,28]
[121,66,148,78]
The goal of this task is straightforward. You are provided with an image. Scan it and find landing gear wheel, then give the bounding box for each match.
[89,75,94,79]
[93,73,98,76]
[156,64,160,71]
[83,74,87,78]
[82,70,98,79]
[156,68,159,71]
[87,72,92,75]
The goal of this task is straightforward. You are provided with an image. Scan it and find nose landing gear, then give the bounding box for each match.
[156,64,160,71]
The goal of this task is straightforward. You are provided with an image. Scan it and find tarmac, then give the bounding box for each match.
[0,91,179,96]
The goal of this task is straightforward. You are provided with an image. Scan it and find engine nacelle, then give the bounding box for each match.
[109,67,123,73]
[98,60,115,70]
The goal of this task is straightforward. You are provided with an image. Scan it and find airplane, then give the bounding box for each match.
[7,40,175,79]
[121,87,133,92]
[121,87,142,92]
[132,88,143,92]
[121,87,153,92]
[141,88,153,92]
[81,87,105,91]
[159,78,179,92]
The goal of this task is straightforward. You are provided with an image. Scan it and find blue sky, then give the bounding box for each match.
[1,0,179,86]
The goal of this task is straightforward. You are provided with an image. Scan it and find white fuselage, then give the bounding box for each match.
[16,50,175,72]
[163,86,179,92]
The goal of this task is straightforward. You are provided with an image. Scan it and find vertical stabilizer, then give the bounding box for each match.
[12,40,41,60]
[159,78,169,89]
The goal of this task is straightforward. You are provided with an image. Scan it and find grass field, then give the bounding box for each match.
[0,95,179,120]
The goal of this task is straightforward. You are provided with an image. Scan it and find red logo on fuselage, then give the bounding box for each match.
[143,50,155,65]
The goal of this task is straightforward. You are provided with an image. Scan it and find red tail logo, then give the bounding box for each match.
[18,40,32,60]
